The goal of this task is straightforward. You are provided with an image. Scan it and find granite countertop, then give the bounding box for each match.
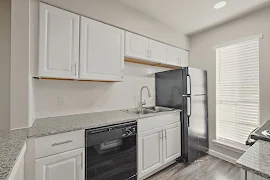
[236,140,270,179]
[28,109,182,138]
[0,128,28,180]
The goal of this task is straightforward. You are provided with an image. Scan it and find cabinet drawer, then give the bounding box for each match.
[138,112,180,133]
[35,130,84,159]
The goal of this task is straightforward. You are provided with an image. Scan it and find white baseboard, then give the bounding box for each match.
[208,149,237,165]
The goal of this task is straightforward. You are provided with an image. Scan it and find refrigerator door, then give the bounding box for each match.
[187,68,207,96]
[187,95,208,162]
[155,69,183,109]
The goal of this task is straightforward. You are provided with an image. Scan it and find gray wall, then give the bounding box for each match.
[189,7,270,159]
[0,0,11,130]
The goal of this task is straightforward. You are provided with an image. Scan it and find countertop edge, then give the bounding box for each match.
[3,142,27,180]
[236,163,270,179]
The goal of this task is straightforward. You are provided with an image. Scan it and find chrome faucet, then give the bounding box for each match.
[139,86,151,111]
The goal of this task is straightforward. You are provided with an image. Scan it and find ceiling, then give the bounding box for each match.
[116,0,270,35]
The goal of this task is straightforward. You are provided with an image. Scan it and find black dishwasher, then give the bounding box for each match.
[85,122,137,180]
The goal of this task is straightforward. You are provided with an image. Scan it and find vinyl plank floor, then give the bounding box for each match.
[147,155,241,180]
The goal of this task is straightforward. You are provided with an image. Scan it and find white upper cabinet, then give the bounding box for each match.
[80,17,124,81]
[148,39,167,64]
[179,49,189,67]
[166,45,181,66]
[167,45,189,67]
[39,3,80,79]
[125,32,167,64]
[125,32,149,60]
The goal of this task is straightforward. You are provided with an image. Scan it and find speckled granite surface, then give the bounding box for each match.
[0,128,28,180]
[237,140,270,179]
[28,109,182,138]
[28,110,138,138]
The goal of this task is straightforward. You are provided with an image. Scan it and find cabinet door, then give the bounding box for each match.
[166,45,181,66]
[179,49,189,67]
[163,122,181,164]
[125,32,149,60]
[148,39,167,64]
[138,127,163,178]
[247,171,268,180]
[35,148,84,180]
[39,3,79,79]
[80,17,124,81]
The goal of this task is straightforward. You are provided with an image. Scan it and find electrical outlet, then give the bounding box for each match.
[58,96,66,106]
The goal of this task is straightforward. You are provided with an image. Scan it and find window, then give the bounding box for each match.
[216,35,261,145]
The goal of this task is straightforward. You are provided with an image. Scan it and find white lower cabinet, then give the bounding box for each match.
[163,123,181,164]
[138,127,163,178]
[35,148,84,180]
[247,172,268,180]
[138,113,181,179]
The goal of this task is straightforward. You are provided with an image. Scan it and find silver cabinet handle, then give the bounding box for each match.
[81,152,84,169]
[178,57,181,65]
[146,50,149,58]
[52,140,73,146]
[165,130,167,139]
[74,62,77,76]
[160,131,163,140]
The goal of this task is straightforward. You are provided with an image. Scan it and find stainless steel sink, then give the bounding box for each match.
[124,106,174,115]
[145,106,173,112]
[124,108,156,115]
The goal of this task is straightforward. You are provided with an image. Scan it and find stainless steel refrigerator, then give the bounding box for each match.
[155,67,208,163]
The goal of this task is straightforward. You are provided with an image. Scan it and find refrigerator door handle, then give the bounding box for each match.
[187,96,192,127]
[182,94,191,97]
[187,74,191,95]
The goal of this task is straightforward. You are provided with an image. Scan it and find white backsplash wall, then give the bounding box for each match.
[34,62,169,118]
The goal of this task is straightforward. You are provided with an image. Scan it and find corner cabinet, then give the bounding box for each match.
[79,17,124,81]
[38,3,80,79]
[137,113,181,180]
[35,148,85,180]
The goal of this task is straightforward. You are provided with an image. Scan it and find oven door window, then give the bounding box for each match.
[86,135,136,180]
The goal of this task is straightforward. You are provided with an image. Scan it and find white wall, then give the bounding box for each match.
[10,0,32,129]
[8,0,188,128]
[0,0,11,130]
[189,7,270,160]
[39,0,190,50]
[35,63,169,118]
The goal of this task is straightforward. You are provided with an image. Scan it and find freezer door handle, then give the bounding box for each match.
[187,96,191,127]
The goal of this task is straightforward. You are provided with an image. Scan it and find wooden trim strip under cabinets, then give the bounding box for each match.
[124,57,181,70]
[33,77,116,82]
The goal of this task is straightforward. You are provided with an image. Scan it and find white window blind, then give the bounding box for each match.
[216,37,260,145]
